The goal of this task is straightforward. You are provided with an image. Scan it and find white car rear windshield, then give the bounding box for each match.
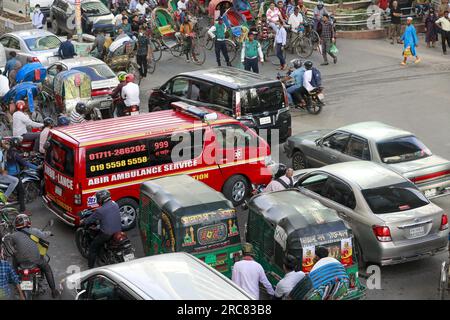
[362,182,429,214]
[25,35,61,51]
[377,136,432,164]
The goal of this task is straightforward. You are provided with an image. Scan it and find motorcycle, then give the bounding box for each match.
[112,97,140,117]
[16,219,54,300]
[75,209,135,266]
[277,70,324,115]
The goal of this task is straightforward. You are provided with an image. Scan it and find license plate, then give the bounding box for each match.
[20,281,33,291]
[409,226,425,238]
[123,253,135,262]
[424,188,437,198]
[317,93,325,101]
[55,186,62,196]
[130,111,139,116]
[259,116,271,125]
[101,101,110,108]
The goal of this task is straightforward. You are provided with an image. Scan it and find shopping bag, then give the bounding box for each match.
[330,43,339,55]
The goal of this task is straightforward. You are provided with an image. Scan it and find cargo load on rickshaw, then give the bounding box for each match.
[138,175,243,278]
[246,189,366,300]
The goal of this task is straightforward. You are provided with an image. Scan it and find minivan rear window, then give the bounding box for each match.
[239,84,284,114]
[45,139,74,177]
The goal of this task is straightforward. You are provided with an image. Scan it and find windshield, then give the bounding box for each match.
[362,182,429,214]
[239,84,285,114]
[377,136,432,164]
[81,1,110,15]
[25,35,61,51]
[45,139,74,177]
[72,64,115,80]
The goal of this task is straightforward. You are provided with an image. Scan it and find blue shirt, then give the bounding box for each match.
[84,200,122,235]
[5,58,17,75]
[129,0,138,10]
[58,40,76,59]
[0,260,20,300]
[291,67,305,86]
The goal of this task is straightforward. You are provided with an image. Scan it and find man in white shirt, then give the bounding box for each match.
[264,167,294,192]
[12,100,43,152]
[0,70,10,97]
[288,6,303,33]
[232,243,274,299]
[32,5,45,29]
[274,255,305,299]
[136,0,149,15]
[121,74,140,107]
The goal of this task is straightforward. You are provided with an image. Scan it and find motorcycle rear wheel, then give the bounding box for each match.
[75,229,90,259]
[307,98,323,115]
[23,181,40,204]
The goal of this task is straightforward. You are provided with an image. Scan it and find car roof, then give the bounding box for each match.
[141,175,234,217]
[52,107,236,147]
[178,67,280,89]
[317,161,406,189]
[56,57,104,68]
[88,253,253,300]
[338,121,413,142]
[5,29,57,39]
[249,189,342,229]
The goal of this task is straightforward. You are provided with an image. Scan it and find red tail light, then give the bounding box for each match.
[92,89,112,97]
[372,225,392,242]
[130,105,138,112]
[410,170,450,183]
[74,183,82,205]
[31,57,40,62]
[440,214,448,231]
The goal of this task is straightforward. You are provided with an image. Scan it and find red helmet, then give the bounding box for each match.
[14,214,31,230]
[125,74,135,83]
[15,100,26,112]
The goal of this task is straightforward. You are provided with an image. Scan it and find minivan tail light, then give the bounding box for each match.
[130,105,138,112]
[372,225,392,242]
[440,214,448,231]
[74,183,82,205]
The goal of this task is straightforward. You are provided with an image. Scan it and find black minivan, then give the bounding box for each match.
[147,68,292,143]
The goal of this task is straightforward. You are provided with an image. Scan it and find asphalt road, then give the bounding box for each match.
[29,34,450,299]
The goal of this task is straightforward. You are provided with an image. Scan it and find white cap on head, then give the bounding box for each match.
[407,17,413,20]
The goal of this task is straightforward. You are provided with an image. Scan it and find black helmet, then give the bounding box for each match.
[75,102,87,115]
[304,60,313,70]
[43,117,55,127]
[95,189,111,205]
[293,59,302,69]
[57,115,70,126]
[274,163,287,179]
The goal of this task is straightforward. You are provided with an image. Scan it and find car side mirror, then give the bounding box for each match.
[315,138,322,146]
[75,289,87,300]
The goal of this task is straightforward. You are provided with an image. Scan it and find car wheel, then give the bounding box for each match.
[117,198,139,231]
[222,175,249,206]
[292,150,307,170]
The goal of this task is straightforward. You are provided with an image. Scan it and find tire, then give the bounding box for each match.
[75,228,90,259]
[292,150,307,170]
[150,39,162,62]
[147,57,156,75]
[307,97,323,115]
[23,181,40,204]
[117,198,139,231]
[267,44,287,66]
[309,30,320,48]
[204,32,214,50]
[225,40,237,63]
[222,175,249,206]
[355,238,367,270]
[295,37,313,59]
[51,18,61,35]
[190,43,206,65]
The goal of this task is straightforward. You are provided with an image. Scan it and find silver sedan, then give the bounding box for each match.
[293,161,449,266]
[285,121,450,199]
[0,30,62,67]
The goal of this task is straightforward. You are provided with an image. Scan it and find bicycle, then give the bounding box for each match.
[285,26,314,58]
[170,33,206,65]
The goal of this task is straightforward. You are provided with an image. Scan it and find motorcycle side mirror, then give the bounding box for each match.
[75,289,87,300]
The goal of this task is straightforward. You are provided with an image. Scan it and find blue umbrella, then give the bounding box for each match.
[2,82,40,113]
[15,62,47,84]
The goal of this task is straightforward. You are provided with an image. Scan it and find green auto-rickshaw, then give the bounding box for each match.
[246,189,366,300]
[138,175,242,278]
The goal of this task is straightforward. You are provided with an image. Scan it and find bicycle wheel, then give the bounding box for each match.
[203,31,214,50]
[147,56,156,75]
[149,39,162,62]
[169,43,184,57]
[226,40,237,63]
[267,44,286,66]
[295,37,313,59]
[309,30,320,48]
[190,43,206,65]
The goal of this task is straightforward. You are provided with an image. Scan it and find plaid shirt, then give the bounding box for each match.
[0,260,20,299]
[321,21,334,40]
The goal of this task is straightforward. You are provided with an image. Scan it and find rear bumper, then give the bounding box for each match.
[372,232,449,266]
[41,194,76,227]
[416,180,450,199]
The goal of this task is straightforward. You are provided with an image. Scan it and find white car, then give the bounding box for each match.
[60,253,254,300]
[43,56,119,116]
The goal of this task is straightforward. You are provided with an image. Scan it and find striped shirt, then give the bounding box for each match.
[266,7,280,24]
[70,109,86,124]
